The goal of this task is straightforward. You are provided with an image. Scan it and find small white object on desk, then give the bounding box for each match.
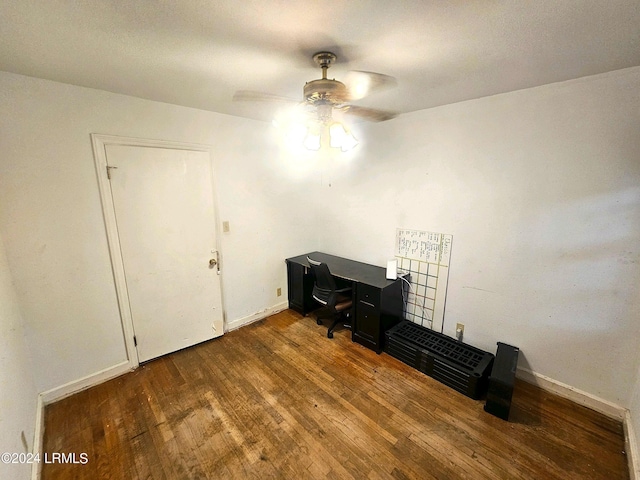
[386,259,398,280]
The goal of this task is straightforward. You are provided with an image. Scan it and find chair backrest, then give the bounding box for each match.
[310,262,337,304]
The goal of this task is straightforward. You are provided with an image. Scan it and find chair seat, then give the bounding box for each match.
[335,298,352,312]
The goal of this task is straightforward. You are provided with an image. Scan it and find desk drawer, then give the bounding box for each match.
[356,283,381,307]
[355,302,380,343]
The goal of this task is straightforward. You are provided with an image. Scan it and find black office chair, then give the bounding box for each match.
[308,261,353,339]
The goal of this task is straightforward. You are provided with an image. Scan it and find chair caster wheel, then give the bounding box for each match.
[327,332,334,339]
[316,319,323,325]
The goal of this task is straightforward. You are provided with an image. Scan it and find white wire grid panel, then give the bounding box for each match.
[395,229,452,332]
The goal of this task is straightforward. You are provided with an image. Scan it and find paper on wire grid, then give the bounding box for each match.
[395,229,452,266]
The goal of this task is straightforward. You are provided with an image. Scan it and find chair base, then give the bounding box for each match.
[328,315,351,338]
[315,309,351,339]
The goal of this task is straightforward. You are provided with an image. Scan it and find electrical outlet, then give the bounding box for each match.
[277,287,282,297]
[456,323,464,341]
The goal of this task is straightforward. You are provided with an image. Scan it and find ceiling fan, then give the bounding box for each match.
[233,51,398,125]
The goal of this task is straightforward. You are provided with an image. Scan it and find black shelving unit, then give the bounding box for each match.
[385,321,494,400]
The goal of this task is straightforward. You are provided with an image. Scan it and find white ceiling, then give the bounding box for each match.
[1,1,639,122]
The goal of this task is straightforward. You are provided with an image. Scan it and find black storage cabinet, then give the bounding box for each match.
[286,260,317,315]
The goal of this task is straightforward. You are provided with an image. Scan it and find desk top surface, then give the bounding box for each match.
[286,251,402,289]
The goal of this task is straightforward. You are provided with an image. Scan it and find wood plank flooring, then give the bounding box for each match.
[41,310,629,479]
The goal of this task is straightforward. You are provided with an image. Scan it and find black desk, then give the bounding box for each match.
[285,251,406,353]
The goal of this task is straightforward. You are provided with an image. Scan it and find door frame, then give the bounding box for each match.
[91,134,225,369]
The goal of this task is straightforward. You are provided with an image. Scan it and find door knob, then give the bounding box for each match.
[209,258,217,267]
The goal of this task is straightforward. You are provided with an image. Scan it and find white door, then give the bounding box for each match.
[106,144,223,362]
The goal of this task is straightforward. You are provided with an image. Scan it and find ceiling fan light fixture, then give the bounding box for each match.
[326,121,357,152]
[329,122,347,148]
[276,112,357,152]
[234,50,397,148]
[303,131,321,151]
[340,131,358,152]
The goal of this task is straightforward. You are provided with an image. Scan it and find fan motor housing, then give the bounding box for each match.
[304,78,348,105]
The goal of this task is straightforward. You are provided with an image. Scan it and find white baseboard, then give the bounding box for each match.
[225,301,289,332]
[625,410,640,480]
[516,367,626,420]
[30,394,45,480]
[40,360,134,405]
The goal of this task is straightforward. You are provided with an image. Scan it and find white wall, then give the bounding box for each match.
[0,71,319,393]
[631,368,640,477]
[629,273,640,476]
[0,234,38,480]
[318,67,640,407]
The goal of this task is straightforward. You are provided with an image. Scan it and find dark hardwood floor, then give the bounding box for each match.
[42,309,629,479]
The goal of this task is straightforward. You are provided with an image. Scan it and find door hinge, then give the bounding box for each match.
[133,335,137,347]
[106,165,118,179]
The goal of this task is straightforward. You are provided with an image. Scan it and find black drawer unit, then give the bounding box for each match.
[352,281,403,353]
[357,283,380,306]
[385,321,494,400]
[354,302,379,344]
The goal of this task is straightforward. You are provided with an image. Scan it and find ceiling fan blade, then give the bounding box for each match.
[344,71,397,100]
[344,105,397,122]
[232,90,300,104]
